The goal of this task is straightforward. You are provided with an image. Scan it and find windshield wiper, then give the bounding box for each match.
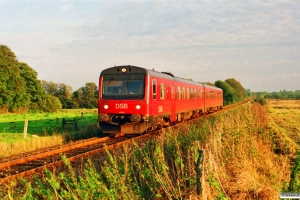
[126,76,134,85]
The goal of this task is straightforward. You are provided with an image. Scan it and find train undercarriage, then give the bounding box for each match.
[98,105,222,136]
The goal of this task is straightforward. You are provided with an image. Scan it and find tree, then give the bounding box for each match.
[19,62,46,103]
[245,89,252,97]
[83,82,98,108]
[38,95,62,112]
[215,80,236,105]
[73,88,84,108]
[41,80,58,96]
[0,45,29,112]
[41,81,76,108]
[73,82,98,108]
[55,83,73,108]
[225,78,246,101]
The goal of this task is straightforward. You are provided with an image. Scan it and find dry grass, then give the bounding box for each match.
[267,99,300,108]
[267,101,300,151]
[202,102,290,199]
[0,123,101,158]
[0,134,64,157]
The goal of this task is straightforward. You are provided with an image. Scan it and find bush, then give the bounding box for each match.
[254,97,267,106]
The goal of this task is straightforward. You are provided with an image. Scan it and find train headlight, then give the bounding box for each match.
[122,68,126,72]
[104,105,109,109]
[136,105,141,109]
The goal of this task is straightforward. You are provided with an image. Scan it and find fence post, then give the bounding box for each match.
[56,118,58,132]
[196,149,204,196]
[62,118,66,128]
[73,119,78,130]
[23,119,28,139]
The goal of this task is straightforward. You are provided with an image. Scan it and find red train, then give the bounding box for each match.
[98,65,223,135]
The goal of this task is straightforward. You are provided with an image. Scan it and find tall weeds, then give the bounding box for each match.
[5,102,291,199]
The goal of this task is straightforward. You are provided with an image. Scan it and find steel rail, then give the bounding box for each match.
[0,137,110,169]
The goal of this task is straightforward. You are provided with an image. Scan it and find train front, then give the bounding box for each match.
[98,66,150,135]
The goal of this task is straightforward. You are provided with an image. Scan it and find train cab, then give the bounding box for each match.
[98,65,151,134]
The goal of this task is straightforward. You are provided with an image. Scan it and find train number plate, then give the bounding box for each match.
[158,106,163,112]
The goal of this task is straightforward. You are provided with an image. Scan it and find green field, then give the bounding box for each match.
[0,109,98,135]
[0,109,100,157]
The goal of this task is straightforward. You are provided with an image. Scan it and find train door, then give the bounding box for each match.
[171,83,176,122]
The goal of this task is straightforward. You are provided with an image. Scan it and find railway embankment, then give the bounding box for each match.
[4,101,295,199]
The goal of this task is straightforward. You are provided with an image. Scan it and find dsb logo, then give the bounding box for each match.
[116,103,128,109]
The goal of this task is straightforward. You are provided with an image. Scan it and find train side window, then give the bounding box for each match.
[171,85,175,100]
[178,86,181,100]
[160,83,166,100]
[152,79,156,100]
[182,87,186,99]
[187,88,190,99]
[194,89,196,99]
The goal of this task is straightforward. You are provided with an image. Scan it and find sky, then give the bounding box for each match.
[1,0,299,92]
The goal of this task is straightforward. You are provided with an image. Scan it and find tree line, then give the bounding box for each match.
[1,44,250,113]
[0,45,97,113]
[255,90,300,100]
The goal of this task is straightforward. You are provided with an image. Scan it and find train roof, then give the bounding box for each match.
[100,65,222,91]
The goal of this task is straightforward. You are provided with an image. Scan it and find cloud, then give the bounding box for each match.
[60,4,72,12]
[1,0,299,91]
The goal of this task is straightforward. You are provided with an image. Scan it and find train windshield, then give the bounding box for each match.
[102,74,145,100]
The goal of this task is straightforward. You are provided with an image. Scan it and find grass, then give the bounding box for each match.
[267,99,300,109]
[0,109,100,158]
[267,100,300,192]
[2,101,294,199]
[0,109,98,135]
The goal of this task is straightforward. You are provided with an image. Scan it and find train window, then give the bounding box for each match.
[194,89,196,99]
[102,74,145,100]
[187,88,190,99]
[152,79,157,100]
[160,83,166,100]
[177,86,181,100]
[171,85,175,100]
[182,87,186,99]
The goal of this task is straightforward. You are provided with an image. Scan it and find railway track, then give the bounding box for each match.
[0,98,251,185]
[0,135,140,184]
